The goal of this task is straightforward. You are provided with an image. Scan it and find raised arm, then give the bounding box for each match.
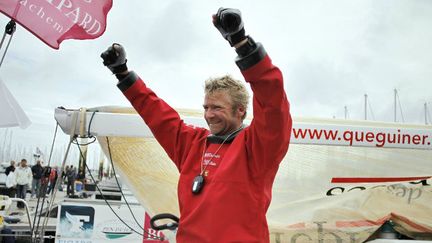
[100,44,207,171]
[214,8,292,173]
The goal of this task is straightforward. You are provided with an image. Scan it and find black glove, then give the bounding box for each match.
[100,43,128,74]
[213,8,246,46]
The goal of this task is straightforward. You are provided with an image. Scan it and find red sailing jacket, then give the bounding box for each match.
[120,49,291,242]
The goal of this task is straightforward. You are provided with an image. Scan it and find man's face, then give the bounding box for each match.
[21,160,27,167]
[203,90,245,136]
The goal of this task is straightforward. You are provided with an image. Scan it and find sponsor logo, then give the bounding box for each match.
[58,205,95,238]
[98,220,133,239]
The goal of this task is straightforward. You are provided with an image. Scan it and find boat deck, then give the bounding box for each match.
[3,190,67,231]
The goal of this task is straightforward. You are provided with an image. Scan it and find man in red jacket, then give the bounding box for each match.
[101,8,292,243]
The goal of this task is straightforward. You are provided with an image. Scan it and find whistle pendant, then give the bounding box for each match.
[192,175,205,194]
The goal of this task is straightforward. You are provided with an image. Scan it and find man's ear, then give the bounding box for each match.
[237,106,246,119]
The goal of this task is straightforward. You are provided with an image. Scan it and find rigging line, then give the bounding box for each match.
[30,184,50,241]
[0,20,16,69]
[72,136,97,146]
[87,110,98,137]
[396,91,405,123]
[47,123,59,167]
[0,20,12,52]
[76,142,145,235]
[71,110,98,146]
[40,117,97,239]
[70,111,97,159]
[105,137,145,231]
[74,141,162,240]
[71,110,98,144]
[32,173,51,243]
[0,30,7,50]
[35,123,60,242]
[39,116,78,243]
[74,110,148,235]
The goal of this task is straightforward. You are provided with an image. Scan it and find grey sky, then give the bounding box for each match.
[1,0,432,164]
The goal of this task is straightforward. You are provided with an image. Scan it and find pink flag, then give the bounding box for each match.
[0,0,113,49]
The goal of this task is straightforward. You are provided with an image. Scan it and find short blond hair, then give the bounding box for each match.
[204,75,249,120]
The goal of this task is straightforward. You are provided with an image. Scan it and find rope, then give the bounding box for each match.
[74,140,153,238]
[37,110,79,242]
[47,123,59,167]
[72,110,163,240]
[37,109,164,241]
[32,123,60,242]
[105,137,147,232]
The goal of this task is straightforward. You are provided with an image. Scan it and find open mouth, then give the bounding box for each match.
[208,122,221,128]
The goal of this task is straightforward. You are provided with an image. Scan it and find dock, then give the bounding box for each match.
[0,179,137,242]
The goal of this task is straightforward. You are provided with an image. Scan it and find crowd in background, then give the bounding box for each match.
[3,159,82,209]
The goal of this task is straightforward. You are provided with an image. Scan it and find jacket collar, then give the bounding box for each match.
[207,125,245,144]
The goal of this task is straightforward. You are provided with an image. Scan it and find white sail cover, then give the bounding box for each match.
[55,107,432,242]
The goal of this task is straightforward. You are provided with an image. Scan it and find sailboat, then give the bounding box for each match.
[54,106,432,242]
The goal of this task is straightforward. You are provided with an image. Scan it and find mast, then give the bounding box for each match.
[394,89,397,122]
[344,106,348,120]
[425,102,428,125]
[98,150,105,180]
[364,94,368,120]
[78,137,88,181]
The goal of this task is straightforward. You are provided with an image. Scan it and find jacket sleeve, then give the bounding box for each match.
[6,172,15,188]
[239,45,292,175]
[118,72,206,171]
